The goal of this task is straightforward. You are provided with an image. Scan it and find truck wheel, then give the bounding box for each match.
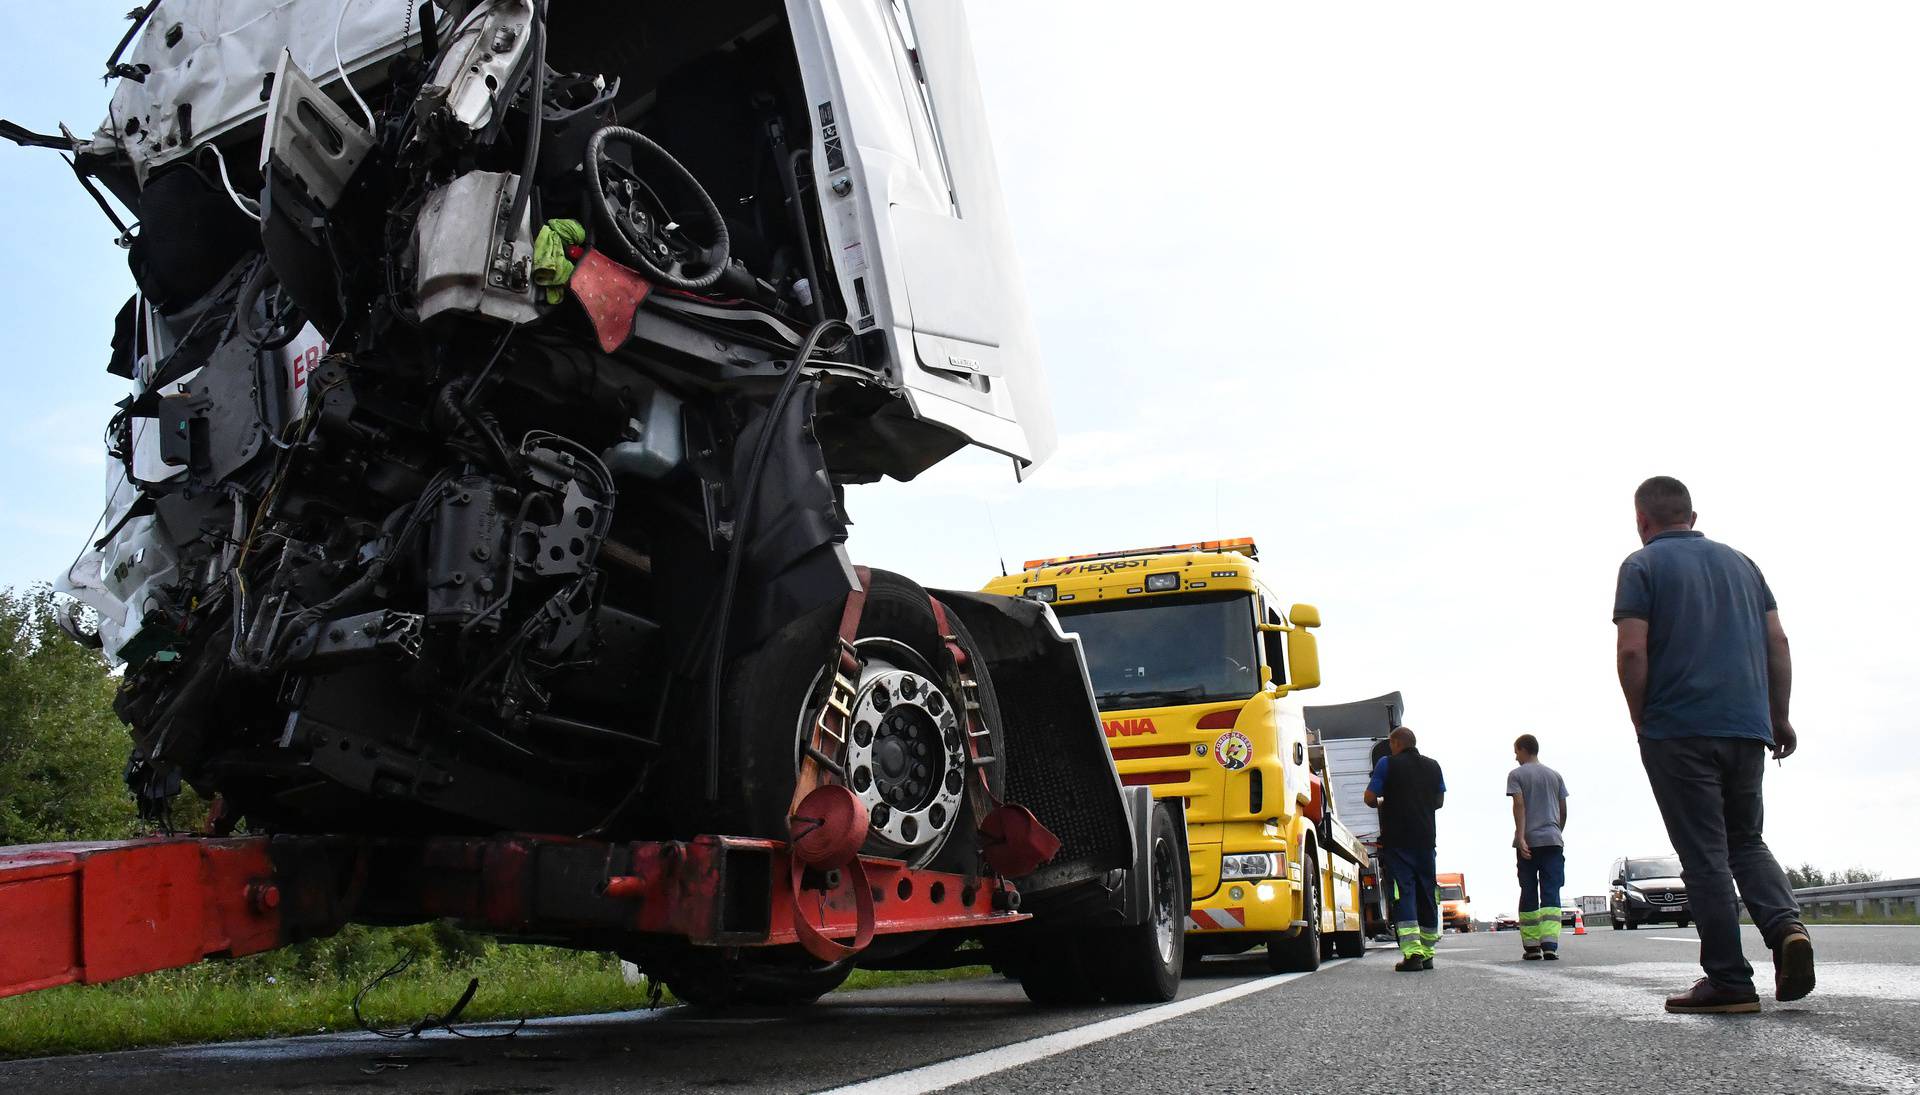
[715,569,1003,873]
[1332,930,1366,959]
[1626,920,1638,930]
[1267,845,1322,973]
[1093,800,1187,1004]
[1611,917,1622,931]
[1015,931,1105,1006]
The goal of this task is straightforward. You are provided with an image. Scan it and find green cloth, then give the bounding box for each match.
[533,219,588,303]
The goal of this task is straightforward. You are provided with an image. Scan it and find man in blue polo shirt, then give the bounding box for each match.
[1614,476,1814,1015]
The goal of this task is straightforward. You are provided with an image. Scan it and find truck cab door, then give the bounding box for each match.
[784,0,1055,472]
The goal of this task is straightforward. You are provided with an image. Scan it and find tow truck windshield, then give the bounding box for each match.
[1438,884,1466,901]
[1054,593,1259,709]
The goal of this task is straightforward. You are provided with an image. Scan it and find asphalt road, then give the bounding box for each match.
[3,925,1916,1094]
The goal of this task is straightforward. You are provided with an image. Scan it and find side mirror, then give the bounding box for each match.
[1289,603,1321,629]
[1286,628,1320,692]
[1613,877,1625,886]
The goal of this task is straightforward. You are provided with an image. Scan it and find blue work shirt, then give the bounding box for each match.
[1612,530,1777,743]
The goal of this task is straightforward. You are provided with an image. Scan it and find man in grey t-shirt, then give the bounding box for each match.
[1506,734,1568,959]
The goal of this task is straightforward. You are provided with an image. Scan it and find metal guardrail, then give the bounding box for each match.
[1793,877,1920,918]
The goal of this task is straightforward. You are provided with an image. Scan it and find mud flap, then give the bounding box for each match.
[927,590,1130,897]
[1119,787,1186,927]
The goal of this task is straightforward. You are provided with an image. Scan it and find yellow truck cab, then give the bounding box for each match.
[984,539,1367,970]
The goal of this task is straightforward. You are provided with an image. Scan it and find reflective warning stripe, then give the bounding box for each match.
[1184,907,1248,931]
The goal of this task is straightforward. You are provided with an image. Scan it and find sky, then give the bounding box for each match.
[2,3,1917,914]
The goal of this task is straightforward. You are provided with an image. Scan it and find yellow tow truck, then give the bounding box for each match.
[984,539,1368,969]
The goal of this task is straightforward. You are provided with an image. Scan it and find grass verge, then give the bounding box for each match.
[0,925,988,1061]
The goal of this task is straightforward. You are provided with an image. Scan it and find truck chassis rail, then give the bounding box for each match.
[0,833,1025,999]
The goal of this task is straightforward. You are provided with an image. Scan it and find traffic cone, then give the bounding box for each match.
[1573,910,1586,935]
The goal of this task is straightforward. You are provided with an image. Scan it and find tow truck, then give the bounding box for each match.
[0,0,1185,1010]
[983,539,1368,972]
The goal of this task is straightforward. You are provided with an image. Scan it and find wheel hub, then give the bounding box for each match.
[843,666,966,857]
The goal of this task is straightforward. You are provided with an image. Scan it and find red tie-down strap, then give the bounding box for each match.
[787,785,875,961]
[785,568,875,962]
[926,596,1061,880]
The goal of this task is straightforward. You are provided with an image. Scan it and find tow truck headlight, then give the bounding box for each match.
[1145,572,1180,592]
[1025,585,1057,603]
[1220,853,1280,881]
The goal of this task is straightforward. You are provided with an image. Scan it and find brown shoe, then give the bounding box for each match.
[1665,978,1760,1015]
[1775,929,1815,1002]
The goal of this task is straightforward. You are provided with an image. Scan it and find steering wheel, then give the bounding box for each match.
[584,125,730,291]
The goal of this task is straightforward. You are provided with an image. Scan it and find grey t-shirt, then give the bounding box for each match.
[1506,761,1568,848]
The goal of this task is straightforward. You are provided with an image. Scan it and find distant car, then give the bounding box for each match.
[1561,906,1580,927]
[1493,915,1519,932]
[1609,854,1692,929]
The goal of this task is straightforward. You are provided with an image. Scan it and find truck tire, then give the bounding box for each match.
[713,569,1003,874]
[1015,931,1105,1006]
[1332,930,1366,959]
[1092,800,1187,1004]
[1267,843,1322,973]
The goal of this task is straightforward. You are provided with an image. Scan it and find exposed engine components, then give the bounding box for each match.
[413,170,540,324]
[261,52,373,212]
[412,0,539,149]
[11,0,1010,846]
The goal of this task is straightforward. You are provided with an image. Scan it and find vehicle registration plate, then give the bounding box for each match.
[1659,905,1681,912]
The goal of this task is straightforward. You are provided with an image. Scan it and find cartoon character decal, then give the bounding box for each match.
[1214,730,1253,771]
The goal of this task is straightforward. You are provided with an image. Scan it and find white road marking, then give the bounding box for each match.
[812,960,1349,1095]
[1482,960,1920,1090]
[1645,936,1698,943]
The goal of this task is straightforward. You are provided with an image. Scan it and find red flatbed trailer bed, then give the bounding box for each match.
[0,832,1024,1000]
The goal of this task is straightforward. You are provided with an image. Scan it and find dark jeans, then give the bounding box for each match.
[1381,845,1439,930]
[1639,736,1803,991]
[1382,845,1440,959]
[1517,844,1566,951]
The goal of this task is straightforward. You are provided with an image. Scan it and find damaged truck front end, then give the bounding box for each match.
[1,0,1179,1007]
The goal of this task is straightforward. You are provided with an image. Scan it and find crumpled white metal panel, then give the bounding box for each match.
[101,0,413,174]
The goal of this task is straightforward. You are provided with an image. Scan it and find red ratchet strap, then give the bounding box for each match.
[927,596,1061,879]
[786,567,875,961]
[926,596,999,806]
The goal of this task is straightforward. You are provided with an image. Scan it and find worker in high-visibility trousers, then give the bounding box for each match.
[1365,726,1447,971]
[1508,733,1570,961]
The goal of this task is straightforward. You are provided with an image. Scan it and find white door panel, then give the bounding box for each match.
[786,0,1055,470]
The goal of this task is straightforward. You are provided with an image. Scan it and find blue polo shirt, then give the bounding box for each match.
[1612,530,1776,743]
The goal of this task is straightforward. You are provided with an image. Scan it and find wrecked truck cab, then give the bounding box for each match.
[90,0,1052,458]
[1,0,1193,1011]
[13,0,1066,844]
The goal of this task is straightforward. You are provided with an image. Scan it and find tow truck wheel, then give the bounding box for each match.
[714,569,1003,872]
[1266,843,1322,973]
[1092,800,1187,1004]
[1332,930,1367,959]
